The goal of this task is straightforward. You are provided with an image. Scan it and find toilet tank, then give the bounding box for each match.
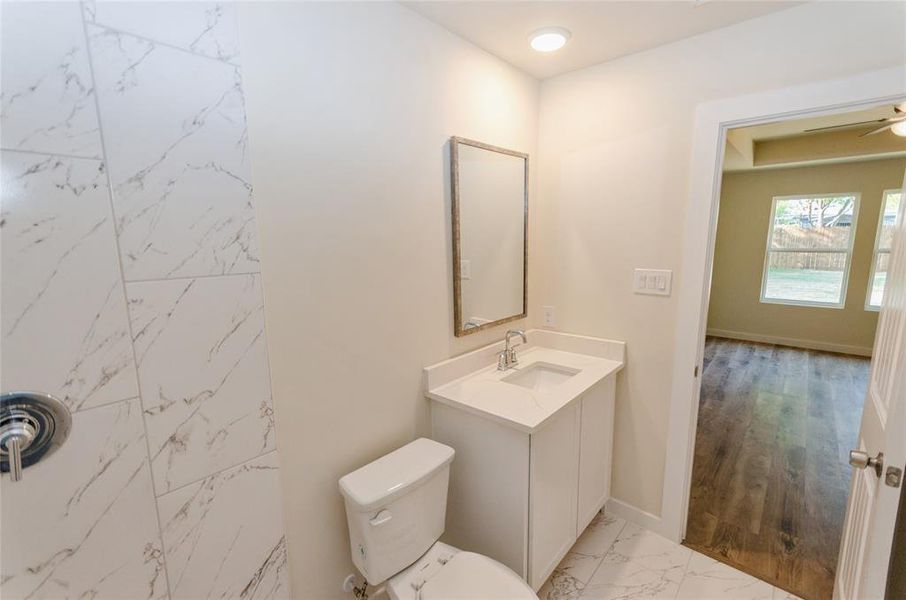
[339,438,455,585]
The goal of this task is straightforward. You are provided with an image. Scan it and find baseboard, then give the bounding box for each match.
[605,497,673,540]
[706,328,872,357]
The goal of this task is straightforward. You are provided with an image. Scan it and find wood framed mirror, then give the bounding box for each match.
[450,136,528,337]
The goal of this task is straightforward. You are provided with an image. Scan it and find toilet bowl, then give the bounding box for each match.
[385,541,534,600]
[339,438,537,599]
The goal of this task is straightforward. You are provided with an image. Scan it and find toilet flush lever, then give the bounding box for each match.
[369,510,392,526]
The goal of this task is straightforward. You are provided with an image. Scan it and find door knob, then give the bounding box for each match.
[849,450,884,477]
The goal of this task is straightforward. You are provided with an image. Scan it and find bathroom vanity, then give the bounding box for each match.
[424,329,624,590]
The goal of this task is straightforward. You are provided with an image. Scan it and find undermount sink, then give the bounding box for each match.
[501,362,581,393]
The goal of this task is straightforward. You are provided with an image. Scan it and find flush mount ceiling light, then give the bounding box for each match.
[529,27,571,53]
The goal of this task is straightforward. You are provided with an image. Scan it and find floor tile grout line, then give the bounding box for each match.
[570,516,787,600]
[576,554,604,594]
[684,541,800,598]
[85,20,241,67]
[578,515,628,594]
[0,147,103,162]
[678,545,695,582]
[78,2,174,596]
[125,270,261,286]
[674,547,695,599]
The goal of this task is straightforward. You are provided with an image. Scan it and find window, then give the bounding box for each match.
[761,194,860,308]
[866,189,903,310]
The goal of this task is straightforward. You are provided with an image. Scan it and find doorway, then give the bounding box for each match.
[682,108,906,599]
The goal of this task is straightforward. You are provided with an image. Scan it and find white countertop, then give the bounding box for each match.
[425,331,624,433]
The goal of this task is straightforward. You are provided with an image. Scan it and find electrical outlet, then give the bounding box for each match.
[460,259,471,280]
[633,269,672,296]
[542,305,556,327]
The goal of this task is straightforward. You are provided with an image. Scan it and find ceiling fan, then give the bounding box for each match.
[803,103,906,137]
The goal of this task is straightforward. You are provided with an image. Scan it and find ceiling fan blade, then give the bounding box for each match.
[804,119,887,133]
[860,115,906,136]
[860,123,895,137]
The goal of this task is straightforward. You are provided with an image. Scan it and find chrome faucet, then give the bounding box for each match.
[498,330,527,371]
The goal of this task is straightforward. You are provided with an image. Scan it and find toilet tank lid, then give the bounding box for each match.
[339,438,454,511]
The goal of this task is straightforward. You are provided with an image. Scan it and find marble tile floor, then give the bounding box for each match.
[539,512,804,600]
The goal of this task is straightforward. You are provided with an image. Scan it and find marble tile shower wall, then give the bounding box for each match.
[0,2,289,598]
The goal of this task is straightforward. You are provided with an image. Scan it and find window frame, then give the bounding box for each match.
[759,192,861,309]
[865,188,903,311]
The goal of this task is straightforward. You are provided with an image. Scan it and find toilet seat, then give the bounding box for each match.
[386,542,536,600]
[419,552,537,600]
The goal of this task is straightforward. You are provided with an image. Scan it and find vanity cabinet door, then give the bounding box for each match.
[576,375,616,536]
[432,403,530,578]
[528,402,580,590]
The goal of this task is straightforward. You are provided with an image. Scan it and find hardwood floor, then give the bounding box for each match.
[684,337,870,600]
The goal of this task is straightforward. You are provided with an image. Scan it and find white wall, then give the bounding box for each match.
[536,1,906,519]
[237,3,539,597]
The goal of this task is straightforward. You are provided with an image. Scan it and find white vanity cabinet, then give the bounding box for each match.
[431,373,617,591]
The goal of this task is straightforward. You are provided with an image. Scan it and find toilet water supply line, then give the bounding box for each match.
[342,574,387,599]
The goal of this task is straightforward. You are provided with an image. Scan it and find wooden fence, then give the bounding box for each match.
[768,226,849,270]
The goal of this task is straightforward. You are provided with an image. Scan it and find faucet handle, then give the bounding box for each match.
[508,343,522,363]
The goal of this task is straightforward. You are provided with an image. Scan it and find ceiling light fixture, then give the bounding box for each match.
[891,120,906,137]
[529,27,571,53]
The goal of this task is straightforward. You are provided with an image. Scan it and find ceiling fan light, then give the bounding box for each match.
[891,120,906,137]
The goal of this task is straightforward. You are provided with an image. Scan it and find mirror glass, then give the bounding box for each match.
[452,137,527,336]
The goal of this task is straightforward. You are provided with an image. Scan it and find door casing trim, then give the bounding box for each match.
[662,66,906,543]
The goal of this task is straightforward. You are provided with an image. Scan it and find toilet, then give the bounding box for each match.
[339,438,538,599]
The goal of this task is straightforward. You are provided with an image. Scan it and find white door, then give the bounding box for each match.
[835,175,906,600]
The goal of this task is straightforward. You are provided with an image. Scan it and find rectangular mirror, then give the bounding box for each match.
[451,136,528,336]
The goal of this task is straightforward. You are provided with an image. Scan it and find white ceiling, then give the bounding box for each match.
[403,1,802,80]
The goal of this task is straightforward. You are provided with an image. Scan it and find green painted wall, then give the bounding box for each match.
[708,157,906,355]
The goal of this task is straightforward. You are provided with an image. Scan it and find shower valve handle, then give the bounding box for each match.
[1,392,72,483]
[6,437,23,481]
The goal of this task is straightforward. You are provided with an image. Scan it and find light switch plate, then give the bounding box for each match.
[633,268,672,296]
[541,305,556,327]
